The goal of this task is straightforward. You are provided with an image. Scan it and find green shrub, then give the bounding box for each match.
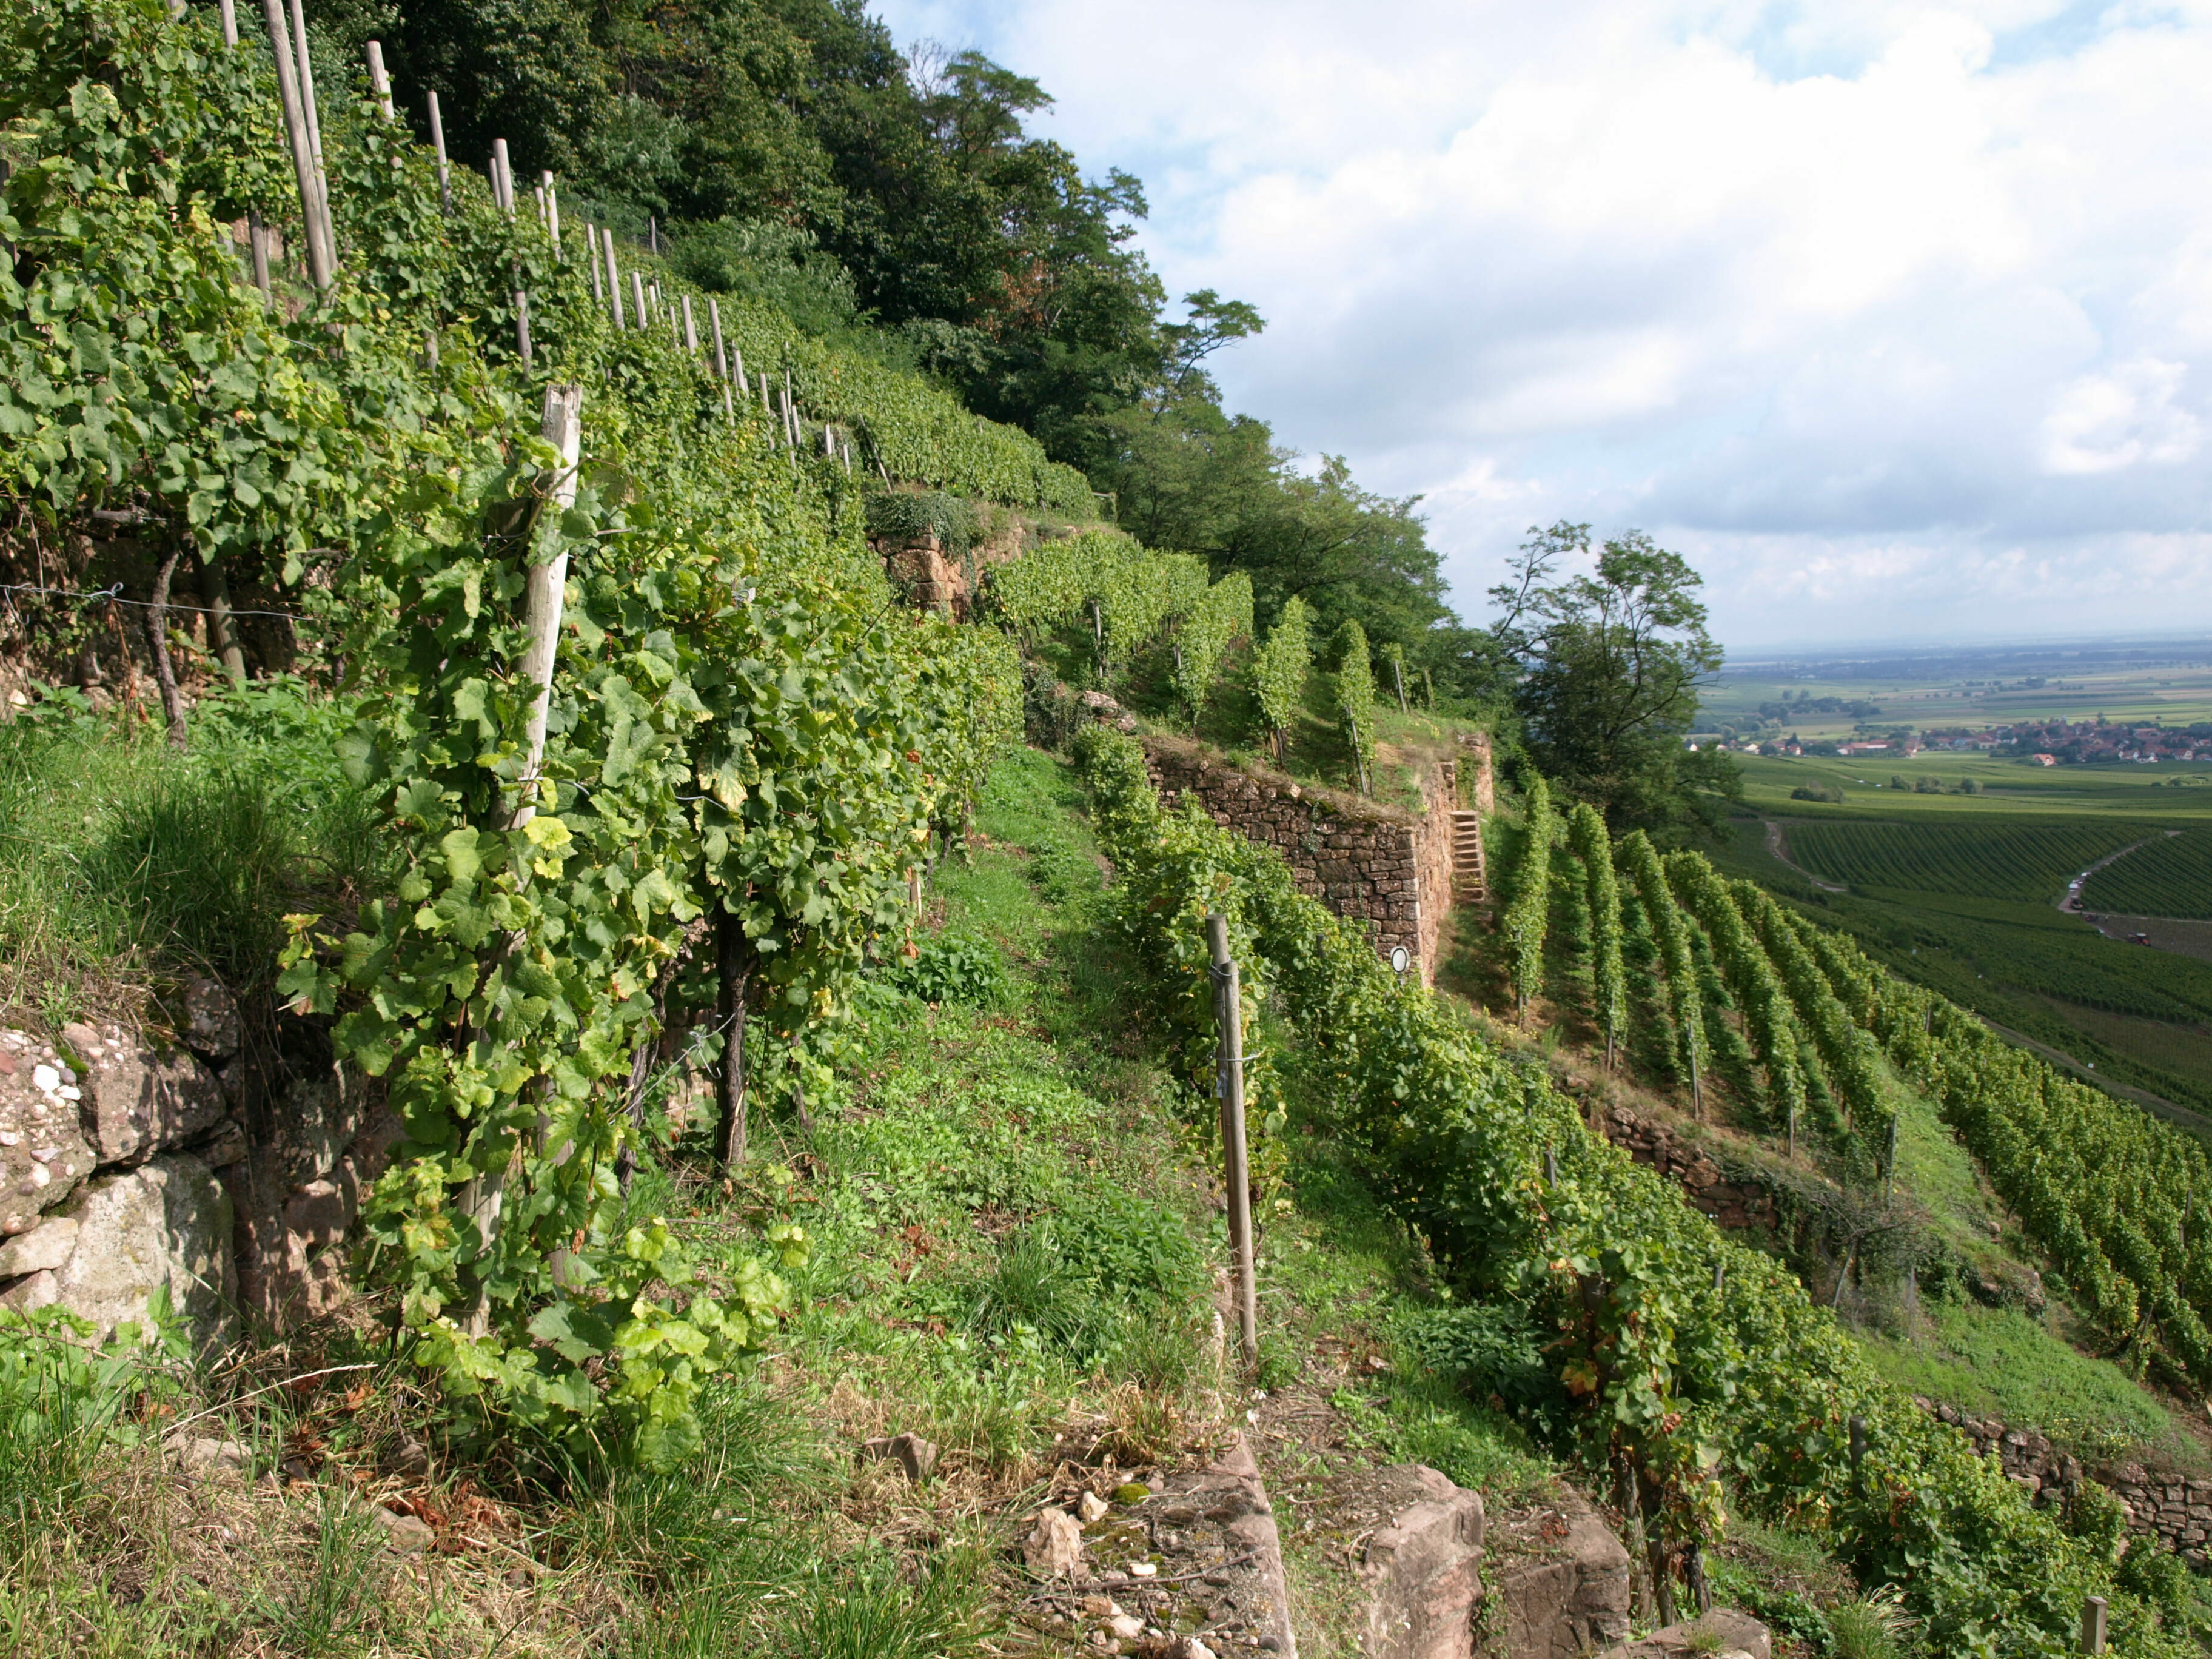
[882,928,1007,1007]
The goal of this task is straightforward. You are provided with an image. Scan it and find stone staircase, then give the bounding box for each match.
[1452,809,1487,902]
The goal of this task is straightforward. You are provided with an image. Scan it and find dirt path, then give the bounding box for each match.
[2057,831,2179,913]
[1761,820,1848,892]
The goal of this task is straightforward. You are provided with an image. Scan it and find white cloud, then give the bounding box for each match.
[2039,358,2202,475]
[871,0,2212,646]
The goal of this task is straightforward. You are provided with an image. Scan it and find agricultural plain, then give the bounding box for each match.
[1717,751,2212,1118]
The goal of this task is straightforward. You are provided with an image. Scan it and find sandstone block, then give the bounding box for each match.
[1350,1464,1483,1659]
[27,1153,235,1349]
[61,1021,224,1165]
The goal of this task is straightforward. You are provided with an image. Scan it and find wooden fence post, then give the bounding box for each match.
[586,224,603,307]
[218,0,237,46]
[247,211,270,301]
[512,382,583,822]
[426,90,451,211]
[629,271,648,334]
[364,39,393,120]
[681,294,699,356]
[604,230,625,329]
[258,0,333,290]
[1206,913,1260,1372]
[514,289,532,371]
[712,911,751,1167]
[2082,1596,2107,1654]
[492,138,514,216]
[461,383,583,1336]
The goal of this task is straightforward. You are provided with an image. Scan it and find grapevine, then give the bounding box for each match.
[1664,852,1808,1144]
[1502,776,1555,1015]
[1567,803,1625,1067]
[1333,619,1378,793]
[1248,595,1311,763]
[1617,831,1708,1111]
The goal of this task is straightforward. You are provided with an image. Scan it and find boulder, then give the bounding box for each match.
[7,1155,236,1350]
[60,1021,225,1165]
[0,1030,99,1235]
[1347,1464,1484,1659]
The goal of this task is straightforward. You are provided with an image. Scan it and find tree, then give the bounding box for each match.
[1492,522,1737,836]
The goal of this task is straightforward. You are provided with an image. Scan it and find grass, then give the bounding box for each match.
[1854,1302,2206,1472]
[0,680,392,1028]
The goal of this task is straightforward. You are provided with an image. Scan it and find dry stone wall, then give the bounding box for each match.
[1590,1101,1780,1235]
[1912,1399,2212,1570]
[0,982,398,1349]
[1140,738,1457,983]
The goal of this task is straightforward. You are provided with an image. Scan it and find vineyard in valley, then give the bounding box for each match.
[1781,817,2156,902]
[2083,828,2212,919]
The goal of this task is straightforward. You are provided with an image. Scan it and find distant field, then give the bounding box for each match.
[2080,828,2212,919]
[1783,818,2151,902]
[1734,752,2212,819]
[1705,647,2212,740]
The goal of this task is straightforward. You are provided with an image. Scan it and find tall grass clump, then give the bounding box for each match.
[0,683,392,1022]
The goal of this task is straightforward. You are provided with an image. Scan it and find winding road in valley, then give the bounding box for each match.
[2057,831,2180,914]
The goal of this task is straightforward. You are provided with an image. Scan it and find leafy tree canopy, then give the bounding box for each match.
[1490,521,1740,837]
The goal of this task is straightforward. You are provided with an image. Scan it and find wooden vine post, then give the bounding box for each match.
[712,912,752,1168]
[512,383,583,815]
[364,39,394,119]
[426,90,452,211]
[1206,913,1259,1371]
[258,0,333,289]
[283,0,335,266]
[539,171,561,256]
[459,383,583,1337]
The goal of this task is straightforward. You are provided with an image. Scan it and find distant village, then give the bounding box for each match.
[1700,694,2212,766]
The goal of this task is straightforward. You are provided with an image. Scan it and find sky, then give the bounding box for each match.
[868,0,2212,653]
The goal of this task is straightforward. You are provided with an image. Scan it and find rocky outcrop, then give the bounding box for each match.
[0,976,398,1347]
[1142,738,1458,984]
[1335,1464,1485,1659]
[1481,1484,1632,1658]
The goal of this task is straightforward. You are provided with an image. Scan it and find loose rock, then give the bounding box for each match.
[373,1506,435,1555]
[179,978,242,1060]
[1024,1506,1085,1577]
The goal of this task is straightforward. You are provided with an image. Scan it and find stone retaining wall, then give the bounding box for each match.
[1139,739,1456,984]
[1912,1399,2211,1569]
[1590,1101,1780,1235]
[0,985,398,1349]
